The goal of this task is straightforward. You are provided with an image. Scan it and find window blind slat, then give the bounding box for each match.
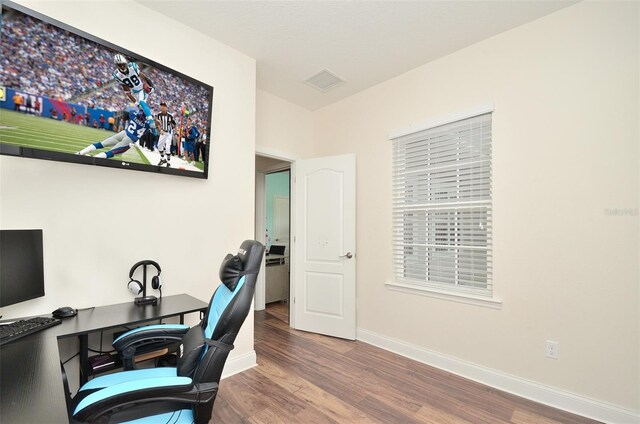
[391,112,493,295]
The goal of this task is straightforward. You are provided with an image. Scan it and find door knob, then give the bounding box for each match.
[340,252,353,259]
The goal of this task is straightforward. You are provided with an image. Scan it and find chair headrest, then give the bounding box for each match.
[237,240,264,272]
[219,240,264,291]
[219,254,243,291]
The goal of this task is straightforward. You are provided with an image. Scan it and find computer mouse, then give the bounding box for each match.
[52,306,77,319]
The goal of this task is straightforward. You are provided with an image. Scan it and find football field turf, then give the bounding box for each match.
[0,109,149,165]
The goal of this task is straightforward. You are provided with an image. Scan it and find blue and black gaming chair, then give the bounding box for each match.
[70,240,264,423]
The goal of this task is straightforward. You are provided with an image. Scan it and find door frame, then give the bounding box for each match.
[254,170,267,311]
[255,147,296,326]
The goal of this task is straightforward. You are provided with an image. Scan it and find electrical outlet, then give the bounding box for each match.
[545,340,559,359]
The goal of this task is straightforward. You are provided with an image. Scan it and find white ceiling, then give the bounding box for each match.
[139,0,577,111]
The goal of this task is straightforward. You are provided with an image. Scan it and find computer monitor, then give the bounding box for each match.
[0,229,45,308]
[269,245,286,256]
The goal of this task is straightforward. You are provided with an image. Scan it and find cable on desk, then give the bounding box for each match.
[88,347,116,354]
[62,352,79,365]
[88,330,116,354]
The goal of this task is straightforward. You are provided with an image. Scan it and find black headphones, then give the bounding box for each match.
[127,260,162,295]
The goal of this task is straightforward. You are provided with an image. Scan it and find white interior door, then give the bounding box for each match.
[292,154,356,340]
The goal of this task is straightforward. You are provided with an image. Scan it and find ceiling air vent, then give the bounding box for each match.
[304,69,346,92]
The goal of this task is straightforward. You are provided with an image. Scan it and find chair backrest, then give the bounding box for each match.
[189,240,263,422]
[200,240,263,342]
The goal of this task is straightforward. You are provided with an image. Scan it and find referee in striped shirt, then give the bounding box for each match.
[156,102,176,167]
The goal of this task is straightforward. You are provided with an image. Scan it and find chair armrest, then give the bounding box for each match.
[113,324,190,370]
[73,377,218,422]
[113,324,190,350]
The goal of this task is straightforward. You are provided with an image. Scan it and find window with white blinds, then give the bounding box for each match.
[391,112,493,296]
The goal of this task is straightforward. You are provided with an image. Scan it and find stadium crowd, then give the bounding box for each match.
[1,11,112,103]
[0,10,210,120]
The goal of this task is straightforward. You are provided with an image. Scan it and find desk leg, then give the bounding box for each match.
[79,334,90,386]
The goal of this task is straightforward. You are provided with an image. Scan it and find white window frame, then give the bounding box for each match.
[387,103,501,308]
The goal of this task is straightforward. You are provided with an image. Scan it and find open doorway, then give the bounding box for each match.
[255,154,291,324]
[265,169,290,323]
[255,152,357,338]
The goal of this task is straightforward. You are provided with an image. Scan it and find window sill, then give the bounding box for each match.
[385,281,502,309]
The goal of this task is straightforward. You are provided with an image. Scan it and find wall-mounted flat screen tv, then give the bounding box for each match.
[0,1,212,179]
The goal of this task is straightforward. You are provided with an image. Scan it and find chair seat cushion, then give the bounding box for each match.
[127,409,193,424]
[123,409,193,424]
[80,367,177,391]
[74,376,193,417]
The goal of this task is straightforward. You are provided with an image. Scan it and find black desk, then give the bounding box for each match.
[0,294,208,424]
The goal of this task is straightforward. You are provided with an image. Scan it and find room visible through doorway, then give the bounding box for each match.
[255,155,291,324]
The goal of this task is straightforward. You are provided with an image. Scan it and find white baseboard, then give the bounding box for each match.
[356,328,639,424]
[221,350,257,379]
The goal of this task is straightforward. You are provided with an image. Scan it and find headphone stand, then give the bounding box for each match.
[134,263,158,306]
[135,295,158,306]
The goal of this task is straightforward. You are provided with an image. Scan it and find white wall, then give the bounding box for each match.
[313,1,639,414]
[256,89,315,159]
[0,1,257,368]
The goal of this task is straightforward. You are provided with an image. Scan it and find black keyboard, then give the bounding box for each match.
[0,316,62,346]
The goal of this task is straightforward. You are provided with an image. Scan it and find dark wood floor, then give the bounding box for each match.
[265,300,289,324]
[211,307,600,423]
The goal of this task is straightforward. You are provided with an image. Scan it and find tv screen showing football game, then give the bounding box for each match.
[0,2,213,179]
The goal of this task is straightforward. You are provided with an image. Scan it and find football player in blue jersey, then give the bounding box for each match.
[113,54,157,136]
[75,108,154,159]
